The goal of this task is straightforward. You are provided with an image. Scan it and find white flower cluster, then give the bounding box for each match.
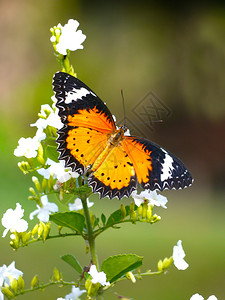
[0,262,23,300]
[51,19,86,55]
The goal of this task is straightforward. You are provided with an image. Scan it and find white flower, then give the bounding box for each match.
[14,137,39,158]
[1,203,28,238]
[69,198,94,211]
[57,286,86,300]
[56,19,86,55]
[29,195,58,222]
[88,265,110,287]
[190,294,218,300]
[37,158,79,182]
[31,104,63,131]
[0,261,23,287]
[173,240,189,270]
[132,190,168,208]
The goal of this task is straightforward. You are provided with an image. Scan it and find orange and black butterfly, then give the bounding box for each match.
[53,72,193,199]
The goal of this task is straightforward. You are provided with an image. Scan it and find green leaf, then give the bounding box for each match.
[106,206,130,227]
[101,254,143,283]
[45,145,59,162]
[61,254,83,274]
[50,212,85,234]
[101,213,106,225]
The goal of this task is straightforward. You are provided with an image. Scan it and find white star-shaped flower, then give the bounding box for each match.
[37,158,79,182]
[56,19,86,55]
[57,286,86,300]
[1,203,28,238]
[190,294,218,300]
[29,195,58,222]
[88,265,110,287]
[0,261,23,287]
[14,137,40,158]
[132,190,168,208]
[173,240,189,270]
[68,198,94,211]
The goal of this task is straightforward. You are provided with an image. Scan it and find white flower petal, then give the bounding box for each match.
[89,265,110,287]
[173,240,189,270]
[29,196,58,222]
[14,137,39,158]
[56,19,86,55]
[2,203,28,237]
[190,294,204,300]
[69,198,94,211]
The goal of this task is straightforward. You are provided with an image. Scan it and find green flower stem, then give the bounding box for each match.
[14,280,75,297]
[81,195,100,270]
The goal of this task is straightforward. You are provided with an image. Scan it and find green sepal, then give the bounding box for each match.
[50,212,85,234]
[106,206,130,227]
[61,254,83,274]
[101,254,143,283]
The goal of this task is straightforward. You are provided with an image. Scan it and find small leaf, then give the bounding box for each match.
[50,212,85,234]
[45,145,59,162]
[101,254,143,283]
[61,254,83,274]
[101,213,106,225]
[106,206,130,227]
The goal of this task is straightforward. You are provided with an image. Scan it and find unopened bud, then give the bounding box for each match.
[31,275,39,289]
[32,224,39,237]
[42,178,48,193]
[157,259,163,271]
[1,286,15,298]
[32,176,42,193]
[120,204,126,219]
[17,275,25,291]
[137,205,143,219]
[53,268,60,281]
[142,202,147,219]
[146,205,153,221]
[126,271,136,283]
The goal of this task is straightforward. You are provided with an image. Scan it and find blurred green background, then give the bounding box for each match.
[0,1,224,299]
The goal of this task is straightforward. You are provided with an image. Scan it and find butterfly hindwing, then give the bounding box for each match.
[123,136,193,191]
[88,145,137,199]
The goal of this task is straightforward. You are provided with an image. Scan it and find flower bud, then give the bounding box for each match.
[31,275,39,289]
[48,174,54,191]
[162,256,173,269]
[17,275,25,292]
[1,286,15,298]
[53,267,60,281]
[32,176,42,193]
[137,205,143,219]
[29,187,36,196]
[41,178,48,193]
[146,205,153,222]
[151,214,161,223]
[130,201,135,214]
[42,222,50,241]
[8,276,18,294]
[157,259,163,271]
[18,161,30,174]
[32,224,39,237]
[38,222,44,238]
[131,211,137,223]
[126,271,136,283]
[37,144,45,166]
[120,204,126,219]
[142,202,147,219]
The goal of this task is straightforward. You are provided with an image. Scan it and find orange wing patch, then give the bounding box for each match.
[66,127,108,171]
[67,107,115,133]
[88,144,137,198]
[122,137,152,185]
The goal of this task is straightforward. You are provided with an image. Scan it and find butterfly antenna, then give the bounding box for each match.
[121,89,127,126]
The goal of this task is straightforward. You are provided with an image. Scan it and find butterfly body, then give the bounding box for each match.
[53,72,193,199]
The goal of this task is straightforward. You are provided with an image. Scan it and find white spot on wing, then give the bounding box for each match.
[160,148,174,181]
[65,88,96,104]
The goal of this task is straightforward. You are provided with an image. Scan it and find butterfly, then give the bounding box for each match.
[53,72,193,199]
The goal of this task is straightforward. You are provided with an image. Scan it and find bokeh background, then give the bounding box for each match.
[0,1,224,299]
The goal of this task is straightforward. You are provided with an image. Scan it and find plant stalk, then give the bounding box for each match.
[81,195,99,270]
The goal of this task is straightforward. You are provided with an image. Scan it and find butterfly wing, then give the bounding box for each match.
[122,136,193,191]
[53,72,116,174]
[88,145,138,199]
